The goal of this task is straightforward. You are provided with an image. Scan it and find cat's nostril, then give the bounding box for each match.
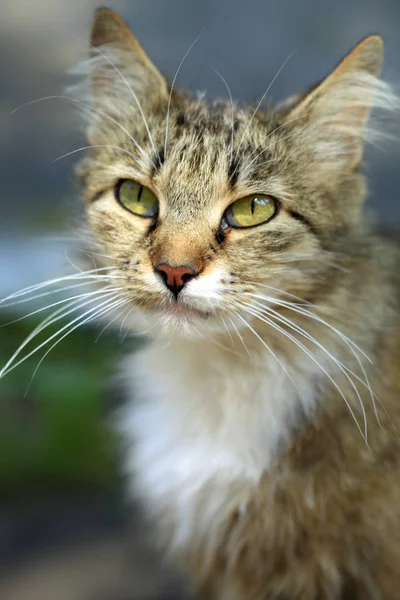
[157,269,169,286]
[155,263,199,298]
[181,272,196,284]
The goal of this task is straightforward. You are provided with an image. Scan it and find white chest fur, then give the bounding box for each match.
[121,337,317,550]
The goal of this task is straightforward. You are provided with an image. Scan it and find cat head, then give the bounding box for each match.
[73,8,397,338]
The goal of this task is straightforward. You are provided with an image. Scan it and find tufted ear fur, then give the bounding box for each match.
[67,8,170,145]
[287,36,394,170]
[89,8,168,103]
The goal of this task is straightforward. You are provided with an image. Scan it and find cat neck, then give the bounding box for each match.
[120,320,373,552]
[123,330,322,488]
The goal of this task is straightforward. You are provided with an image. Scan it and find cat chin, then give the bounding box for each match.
[140,309,258,341]
[146,309,224,340]
[114,301,255,341]
[116,303,221,340]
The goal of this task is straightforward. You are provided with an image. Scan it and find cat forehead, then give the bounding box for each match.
[160,95,281,148]
[153,138,232,218]
[150,98,284,201]
[170,97,235,133]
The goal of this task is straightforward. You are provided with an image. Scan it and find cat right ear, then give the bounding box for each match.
[285,36,393,171]
[89,8,168,108]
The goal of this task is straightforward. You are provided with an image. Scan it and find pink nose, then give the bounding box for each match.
[155,263,198,298]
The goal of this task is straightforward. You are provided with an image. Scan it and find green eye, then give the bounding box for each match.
[224,194,278,228]
[116,180,158,218]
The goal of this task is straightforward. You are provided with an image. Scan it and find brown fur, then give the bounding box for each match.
[188,345,400,600]
[72,9,400,599]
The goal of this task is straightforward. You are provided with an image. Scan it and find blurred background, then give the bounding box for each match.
[0,0,399,598]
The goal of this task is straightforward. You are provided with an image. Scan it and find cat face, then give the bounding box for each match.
[75,8,389,338]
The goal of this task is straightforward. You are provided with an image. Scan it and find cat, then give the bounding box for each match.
[6,6,400,599]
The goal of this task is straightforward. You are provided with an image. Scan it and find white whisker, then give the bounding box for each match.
[81,250,126,262]
[95,300,130,342]
[24,296,129,394]
[1,266,116,303]
[252,301,370,426]
[0,290,121,379]
[255,298,386,432]
[1,286,119,327]
[219,314,235,349]
[91,44,159,161]
[64,250,87,274]
[238,302,368,445]
[244,292,372,364]
[11,95,155,169]
[232,308,303,398]
[245,281,315,306]
[119,305,136,341]
[227,315,252,360]
[240,131,302,177]
[234,50,297,162]
[164,31,204,159]
[53,145,137,163]
[1,270,126,305]
[0,280,108,309]
[238,117,303,180]
[210,66,235,163]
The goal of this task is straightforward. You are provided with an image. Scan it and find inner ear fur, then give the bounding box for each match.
[89,7,168,100]
[288,36,384,168]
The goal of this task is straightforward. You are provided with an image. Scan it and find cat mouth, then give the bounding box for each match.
[162,301,212,322]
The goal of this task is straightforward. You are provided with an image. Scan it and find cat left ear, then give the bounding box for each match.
[288,36,384,169]
[89,8,168,104]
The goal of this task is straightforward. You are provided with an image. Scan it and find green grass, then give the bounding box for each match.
[0,311,127,490]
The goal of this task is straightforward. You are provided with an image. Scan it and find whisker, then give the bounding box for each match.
[209,66,235,163]
[238,302,368,445]
[234,50,297,162]
[64,250,87,274]
[245,116,302,163]
[231,307,303,398]
[78,248,98,272]
[52,144,138,163]
[0,290,120,379]
[254,298,386,432]
[24,296,129,394]
[81,250,127,262]
[244,292,372,364]
[95,300,130,342]
[245,281,314,306]
[237,117,304,181]
[11,95,155,169]
[91,44,159,161]
[0,286,119,327]
[1,269,126,304]
[164,31,204,159]
[240,131,302,178]
[119,305,136,341]
[227,315,252,360]
[0,280,110,309]
[240,288,391,431]
[219,314,235,349]
[253,301,371,420]
[202,322,240,356]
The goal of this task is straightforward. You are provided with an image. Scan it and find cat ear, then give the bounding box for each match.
[89,8,168,105]
[288,36,386,169]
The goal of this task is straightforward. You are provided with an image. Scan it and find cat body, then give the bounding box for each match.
[123,240,400,599]
[61,7,400,598]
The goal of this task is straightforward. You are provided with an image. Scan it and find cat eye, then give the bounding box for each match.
[223,194,278,228]
[116,180,159,218]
